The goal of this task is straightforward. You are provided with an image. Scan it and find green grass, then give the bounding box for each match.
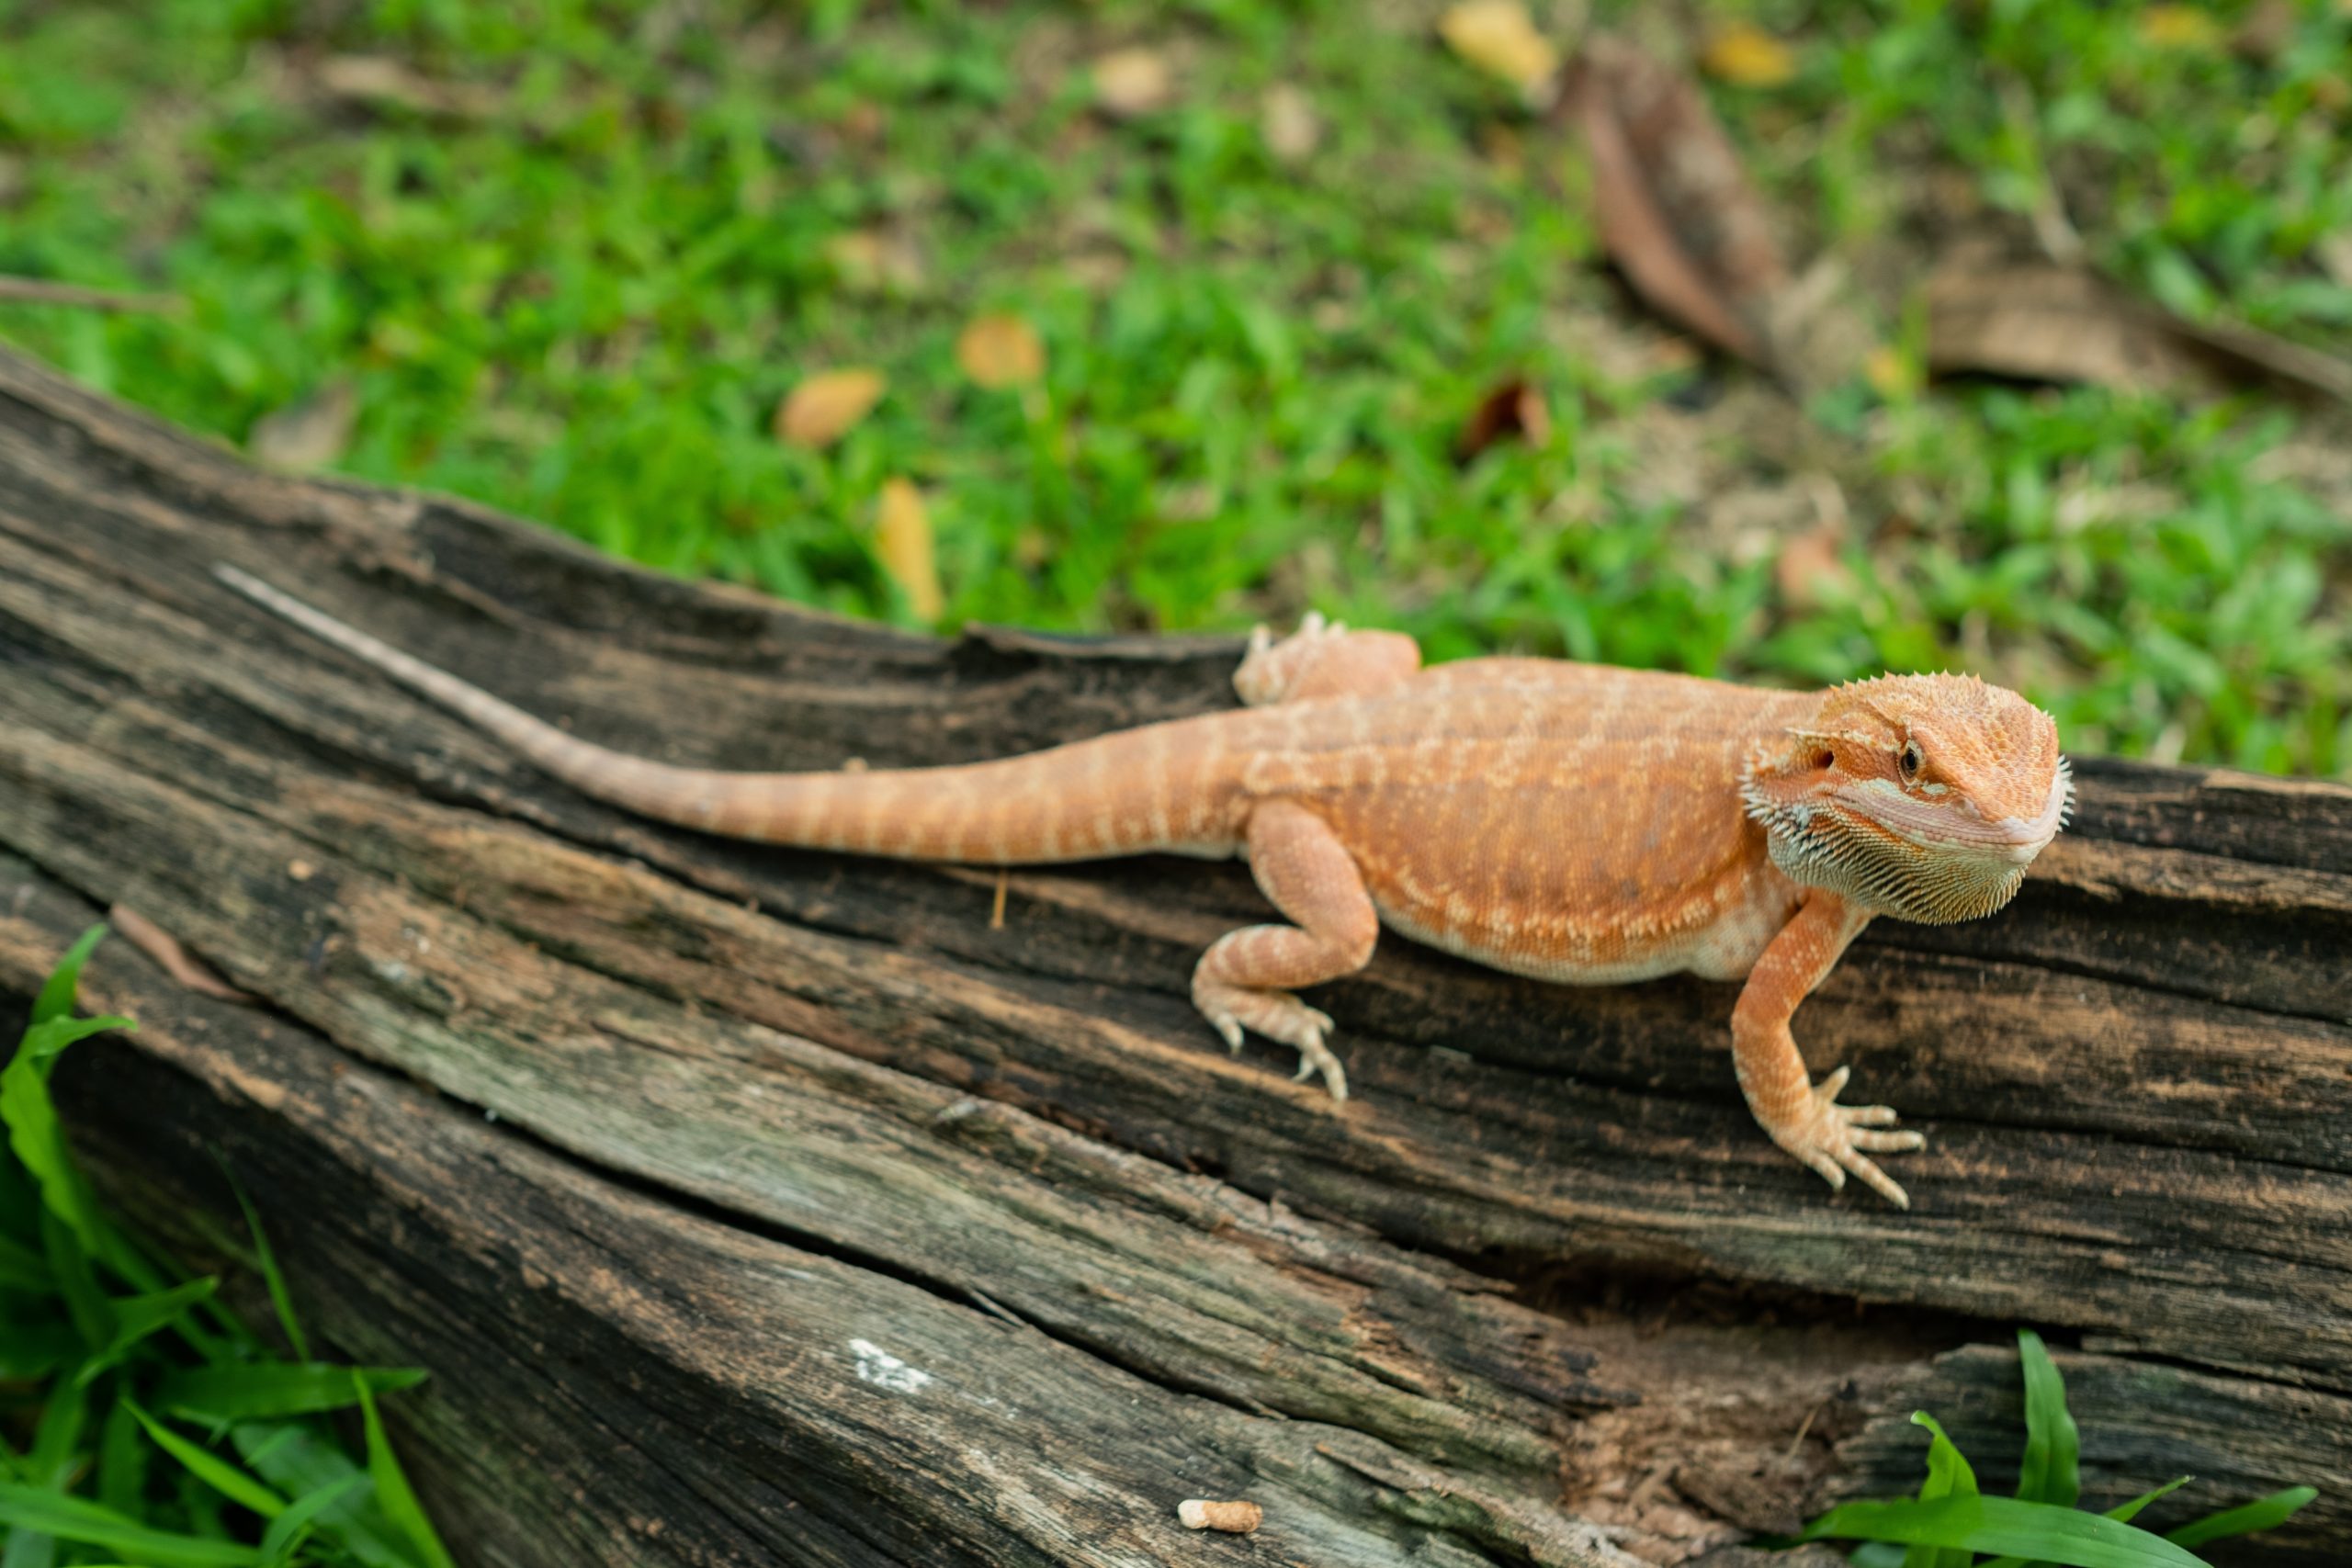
[2,0,2348,773]
[1,928,454,1566]
[1788,1329,2314,1565]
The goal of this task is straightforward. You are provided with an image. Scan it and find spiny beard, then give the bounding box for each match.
[1764,811,2029,925]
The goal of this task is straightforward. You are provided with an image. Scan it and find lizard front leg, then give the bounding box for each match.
[1731,892,1926,1207]
[1234,612,1420,705]
[1193,800,1378,1099]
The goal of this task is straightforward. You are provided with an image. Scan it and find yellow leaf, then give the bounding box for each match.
[2139,5,2221,47]
[875,478,944,620]
[1438,1,1559,91]
[1261,83,1320,165]
[1092,47,1174,118]
[1863,344,1915,399]
[825,231,925,296]
[776,367,886,448]
[956,313,1046,389]
[1702,23,1797,86]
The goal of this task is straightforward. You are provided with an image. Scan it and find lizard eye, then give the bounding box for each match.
[1899,740,1924,782]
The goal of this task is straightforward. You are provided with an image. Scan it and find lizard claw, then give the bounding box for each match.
[1192,983,1349,1101]
[1771,1066,1925,1209]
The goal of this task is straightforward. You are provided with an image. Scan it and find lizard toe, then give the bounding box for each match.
[1838,1147,1911,1209]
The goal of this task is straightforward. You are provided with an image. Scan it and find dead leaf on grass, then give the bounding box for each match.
[315,54,503,119]
[1925,263,2352,403]
[956,313,1046,389]
[874,478,944,620]
[1455,378,1553,460]
[251,379,358,470]
[1557,34,1790,367]
[1261,84,1321,165]
[1700,23,1797,87]
[1092,47,1175,118]
[825,230,928,296]
[2138,4,2222,49]
[1439,0,1560,94]
[108,904,255,1004]
[775,367,888,447]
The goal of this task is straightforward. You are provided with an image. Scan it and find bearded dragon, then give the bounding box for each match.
[218,568,2071,1207]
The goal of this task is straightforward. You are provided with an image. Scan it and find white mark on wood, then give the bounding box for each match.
[850,1337,933,1393]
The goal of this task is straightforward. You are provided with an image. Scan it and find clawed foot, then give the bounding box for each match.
[1768,1066,1925,1209]
[1193,980,1349,1100]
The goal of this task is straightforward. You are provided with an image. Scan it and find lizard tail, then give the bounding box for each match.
[215,566,1248,863]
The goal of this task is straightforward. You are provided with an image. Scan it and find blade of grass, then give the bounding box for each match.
[2165,1486,2317,1549]
[0,1235,50,1293]
[4,1016,136,1263]
[226,1180,309,1363]
[95,1399,148,1519]
[2018,1329,2081,1509]
[1905,1412,1979,1568]
[1796,1494,2213,1568]
[0,1316,76,1381]
[1976,1477,2193,1568]
[0,1486,260,1568]
[5,1379,91,1568]
[122,1400,288,1519]
[38,1209,110,1355]
[257,1477,367,1567]
[29,925,108,1028]
[156,1364,427,1425]
[353,1372,454,1568]
[78,1278,220,1387]
[232,1421,416,1568]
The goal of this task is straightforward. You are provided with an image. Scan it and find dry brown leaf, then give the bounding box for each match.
[107,904,255,1004]
[1261,84,1321,164]
[874,478,944,620]
[1092,47,1174,118]
[251,379,358,471]
[1558,34,1790,367]
[2233,0,2300,59]
[2314,231,2352,290]
[1774,524,1853,612]
[1439,0,1560,92]
[2138,5,2222,48]
[956,313,1046,389]
[316,55,503,118]
[1863,344,1915,399]
[1701,23,1797,86]
[1455,378,1553,460]
[825,230,927,296]
[0,276,179,312]
[775,367,887,447]
[1925,263,2352,403]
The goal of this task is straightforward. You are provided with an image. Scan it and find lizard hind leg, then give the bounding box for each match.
[1234,612,1421,706]
[1192,800,1380,1100]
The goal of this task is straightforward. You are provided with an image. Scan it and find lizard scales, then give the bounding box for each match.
[218,567,2071,1208]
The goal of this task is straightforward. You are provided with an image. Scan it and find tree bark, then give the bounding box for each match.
[0,345,2345,1564]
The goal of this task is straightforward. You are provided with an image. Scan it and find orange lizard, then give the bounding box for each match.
[218,569,2071,1207]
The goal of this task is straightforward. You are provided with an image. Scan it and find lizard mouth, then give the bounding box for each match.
[1768,807,2039,925]
[1836,761,2074,867]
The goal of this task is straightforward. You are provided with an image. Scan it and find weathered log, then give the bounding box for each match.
[0,344,2346,1563]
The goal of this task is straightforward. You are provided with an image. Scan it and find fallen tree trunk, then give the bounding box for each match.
[0,345,2345,1563]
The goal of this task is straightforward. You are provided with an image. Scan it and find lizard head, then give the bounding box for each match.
[1740,673,2070,924]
